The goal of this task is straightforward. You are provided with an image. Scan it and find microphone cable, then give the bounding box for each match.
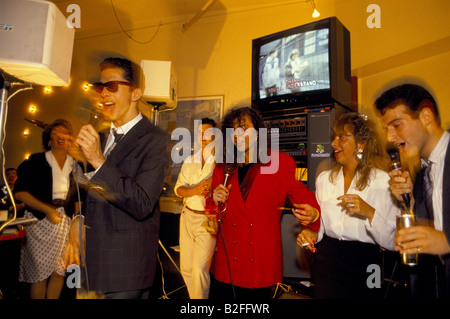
[0,79,32,232]
[72,161,90,293]
[217,199,236,299]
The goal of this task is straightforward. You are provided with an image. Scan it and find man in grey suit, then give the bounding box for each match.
[375,83,450,298]
[73,57,169,298]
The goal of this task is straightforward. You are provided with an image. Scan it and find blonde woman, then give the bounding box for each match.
[298,113,400,299]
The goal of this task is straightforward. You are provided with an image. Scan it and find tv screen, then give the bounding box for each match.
[252,17,351,113]
[258,28,330,98]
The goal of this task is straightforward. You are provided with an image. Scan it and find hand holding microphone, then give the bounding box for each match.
[76,123,105,170]
[386,143,414,210]
[213,164,235,207]
[213,184,231,206]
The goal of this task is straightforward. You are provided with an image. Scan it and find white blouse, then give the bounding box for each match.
[315,167,399,250]
[45,151,73,200]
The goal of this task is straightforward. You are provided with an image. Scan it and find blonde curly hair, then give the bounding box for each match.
[329,112,389,191]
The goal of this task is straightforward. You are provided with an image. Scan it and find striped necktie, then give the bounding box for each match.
[422,162,434,221]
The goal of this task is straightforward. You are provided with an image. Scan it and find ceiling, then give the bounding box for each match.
[49,0,312,38]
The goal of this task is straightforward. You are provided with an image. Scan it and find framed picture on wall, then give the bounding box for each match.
[158,95,224,134]
[158,95,224,198]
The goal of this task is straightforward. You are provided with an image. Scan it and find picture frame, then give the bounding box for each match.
[158,95,224,199]
[158,95,224,134]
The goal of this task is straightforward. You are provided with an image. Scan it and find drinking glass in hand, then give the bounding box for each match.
[396,213,418,266]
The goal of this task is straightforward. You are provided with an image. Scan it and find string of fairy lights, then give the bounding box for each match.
[19,81,92,161]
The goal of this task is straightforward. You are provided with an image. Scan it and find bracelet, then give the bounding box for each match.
[311,208,320,223]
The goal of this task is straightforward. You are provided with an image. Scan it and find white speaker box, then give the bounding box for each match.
[0,0,75,86]
[140,60,177,109]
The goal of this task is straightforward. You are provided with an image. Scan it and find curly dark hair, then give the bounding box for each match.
[329,112,389,191]
[219,106,268,164]
[42,119,73,151]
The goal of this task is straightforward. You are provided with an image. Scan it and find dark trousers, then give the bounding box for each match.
[103,288,150,299]
[311,235,383,299]
[209,276,273,300]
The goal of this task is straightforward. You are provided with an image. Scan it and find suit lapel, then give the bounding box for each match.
[240,163,261,202]
[106,117,149,165]
[233,165,261,222]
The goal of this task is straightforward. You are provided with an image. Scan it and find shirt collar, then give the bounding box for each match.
[423,131,450,167]
[110,112,143,137]
[192,149,216,164]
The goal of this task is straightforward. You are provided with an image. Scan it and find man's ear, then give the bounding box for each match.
[418,100,435,127]
[131,87,143,102]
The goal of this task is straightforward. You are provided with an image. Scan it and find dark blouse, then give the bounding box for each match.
[14,152,79,219]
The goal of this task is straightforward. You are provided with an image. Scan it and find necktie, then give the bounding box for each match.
[113,129,124,143]
[422,162,434,221]
[104,129,124,158]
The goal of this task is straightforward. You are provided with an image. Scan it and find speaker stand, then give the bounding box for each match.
[157,240,187,299]
[0,72,32,233]
[147,102,167,126]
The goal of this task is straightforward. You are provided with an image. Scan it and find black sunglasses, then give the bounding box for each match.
[90,80,134,93]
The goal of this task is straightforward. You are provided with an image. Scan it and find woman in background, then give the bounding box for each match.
[298,112,400,299]
[15,119,80,299]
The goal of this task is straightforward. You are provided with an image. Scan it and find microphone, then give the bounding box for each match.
[24,118,49,129]
[386,142,411,210]
[219,164,235,206]
[89,111,103,130]
[223,163,235,188]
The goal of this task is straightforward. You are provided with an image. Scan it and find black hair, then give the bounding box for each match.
[100,57,140,86]
[200,117,217,127]
[374,83,440,124]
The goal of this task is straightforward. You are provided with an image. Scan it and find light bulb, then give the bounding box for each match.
[83,83,91,91]
[312,8,320,18]
[28,104,37,113]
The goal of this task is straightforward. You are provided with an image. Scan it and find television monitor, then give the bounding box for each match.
[251,17,351,113]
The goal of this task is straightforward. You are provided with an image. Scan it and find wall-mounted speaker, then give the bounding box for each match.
[0,0,75,86]
[140,60,177,109]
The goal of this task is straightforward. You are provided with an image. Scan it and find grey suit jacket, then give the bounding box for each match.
[411,141,450,298]
[83,116,170,293]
